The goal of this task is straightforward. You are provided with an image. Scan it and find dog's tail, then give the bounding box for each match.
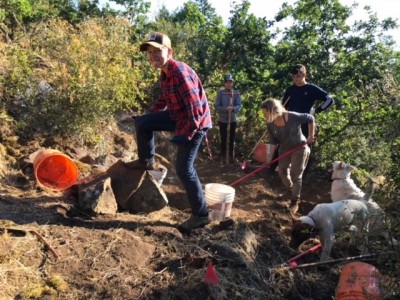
[360,176,377,202]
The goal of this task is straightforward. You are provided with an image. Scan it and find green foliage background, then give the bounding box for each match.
[0,0,399,294]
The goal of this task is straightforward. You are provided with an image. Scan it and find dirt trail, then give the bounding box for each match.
[1,119,395,299]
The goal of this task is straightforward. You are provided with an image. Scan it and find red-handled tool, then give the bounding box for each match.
[230,143,307,187]
[286,243,322,267]
[241,129,269,170]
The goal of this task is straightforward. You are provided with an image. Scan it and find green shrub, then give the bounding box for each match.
[2,18,154,143]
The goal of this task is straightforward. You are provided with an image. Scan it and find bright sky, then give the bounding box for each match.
[149,0,399,48]
[99,0,400,48]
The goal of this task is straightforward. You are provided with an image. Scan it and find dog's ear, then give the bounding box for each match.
[375,175,385,187]
[348,164,357,172]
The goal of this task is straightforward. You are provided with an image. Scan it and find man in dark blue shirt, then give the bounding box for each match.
[283,64,334,137]
[266,64,334,177]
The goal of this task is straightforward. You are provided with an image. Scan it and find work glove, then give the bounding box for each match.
[169,135,188,145]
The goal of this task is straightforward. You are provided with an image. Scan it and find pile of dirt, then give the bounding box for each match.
[0,116,398,299]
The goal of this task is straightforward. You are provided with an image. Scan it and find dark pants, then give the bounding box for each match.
[218,121,237,158]
[134,111,208,216]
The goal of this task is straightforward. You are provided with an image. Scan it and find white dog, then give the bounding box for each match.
[330,160,397,245]
[331,161,364,201]
[289,198,369,262]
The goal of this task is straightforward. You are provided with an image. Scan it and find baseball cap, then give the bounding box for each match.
[140,32,172,52]
[290,64,306,75]
[224,74,234,82]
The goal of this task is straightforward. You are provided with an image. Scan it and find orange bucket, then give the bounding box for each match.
[336,262,382,300]
[252,144,277,163]
[33,149,79,191]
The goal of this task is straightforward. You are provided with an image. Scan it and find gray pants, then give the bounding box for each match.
[278,145,310,200]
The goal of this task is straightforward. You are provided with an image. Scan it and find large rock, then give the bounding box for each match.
[78,173,118,215]
[106,160,168,213]
[126,168,169,213]
[76,160,168,214]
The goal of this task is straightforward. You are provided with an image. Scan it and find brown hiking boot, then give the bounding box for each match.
[124,159,159,171]
[178,214,211,234]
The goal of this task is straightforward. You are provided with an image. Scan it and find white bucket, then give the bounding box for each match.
[147,164,168,187]
[205,183,235,221]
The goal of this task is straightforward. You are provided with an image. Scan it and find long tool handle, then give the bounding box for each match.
[247,129,269,160]
[230,143,307,187]
[283,96,290,107]
[204,132,213,160]
[226,90,234,164]
[287,253,382,269]
[286,243,322,264]
[226,112,232,163]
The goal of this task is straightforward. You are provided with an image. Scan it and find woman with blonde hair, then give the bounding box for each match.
[261,99,315,213]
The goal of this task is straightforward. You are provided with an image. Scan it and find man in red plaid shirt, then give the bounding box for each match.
[125,32,212,234]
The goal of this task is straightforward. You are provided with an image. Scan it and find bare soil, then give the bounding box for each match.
[0,116,397,300]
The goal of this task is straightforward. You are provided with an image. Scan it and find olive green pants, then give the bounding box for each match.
[278,145,310,200]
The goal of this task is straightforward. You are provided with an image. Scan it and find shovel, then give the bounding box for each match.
[241,129,269,170]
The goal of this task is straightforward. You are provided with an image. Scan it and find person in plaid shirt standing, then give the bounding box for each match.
[125,32,212,234]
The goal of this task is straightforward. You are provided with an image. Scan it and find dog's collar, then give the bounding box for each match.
[299,216,316,228]
[332,177,346,181]
[308,215,317,228]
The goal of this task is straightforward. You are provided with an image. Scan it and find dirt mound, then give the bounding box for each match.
[0,117,397,299]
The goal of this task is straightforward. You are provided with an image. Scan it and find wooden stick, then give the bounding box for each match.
[247,129,269,160]
[31,230,60,260]
[131,267,168,288]
[1,226,60,259]
[283,96,290,107]
[226,90,234,164]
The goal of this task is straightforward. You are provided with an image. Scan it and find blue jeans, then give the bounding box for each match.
[134,111,208,216]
